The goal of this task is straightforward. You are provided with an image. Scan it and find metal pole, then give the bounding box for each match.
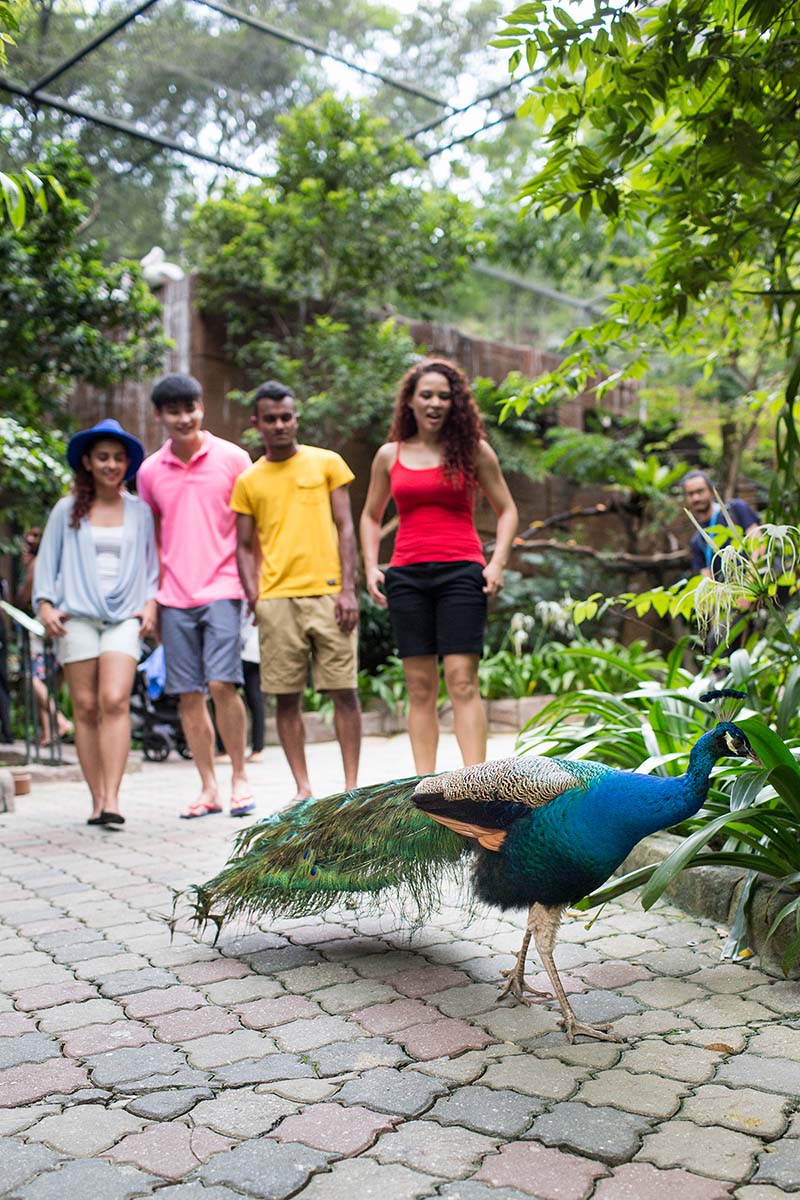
[29,0,163,94]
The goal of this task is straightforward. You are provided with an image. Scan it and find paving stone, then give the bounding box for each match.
[0,1032,61,1069]
[85,1043,188,1086]
[61,1020,155,1057]
[12,981,97,1011]
[621,979,706,1008]
[747,981,800,1016]
[131,1186,247,1200]
[266,1078,341,1103]
[122,985,206,1018]
[100,968,181,998]
[74,953,154,981]
[0,1106,57,1137]
[244,945,320,973]
[735,1187,793,1200]
[427,983,506,1019]
[351,950,421,978]
[104,1121,234,1180]
[474,1004,560,1041]
[750,1140,800,1189]
[335,1067,448,1116]
[586,933,662,959]
[315,980,400,1015]
[714,1053,800,1096]
[173,958,252,985]
[0,950,52,971]
[312,1037,408,1076]
[122,1068,213,1093]
[481,1055,588,1100]
[576,1068,688,1118]
[4,964,78,990]
[273,1015,361,1052]
[367,1118,497,1176]
[678,995,776,1027]
[667,1028,747,1053]
[202,977,284,1004]
[747,1025,800,1059]
[286,923,356,946]
[271,1102,398,1155]
[474,1139,608,1198]
[213,1053,315,1086]
[567,989,643,1026]
[149,1006,241,1042]
[37,999,126,1033]
[216,931,287,956]
[430,1084,543,1137]
[437,1185,534,1200]
[276,962,359,993]
[0,1058,91,1106]
[191,1088,297,1137]
[450,955,516,984]
[0,1137,61,1194]
[126,1088,213,1120]
[689,963,768,993]
[235,995,320,1029]
[299,1157,438,1200]
[620,1042,723,1084]
[526,1100,650,1165]
[182,1028,277,1068]
[536,1038,622,1069]
[8,1159,160,1200]
[195,1137,333,1199]
[592,1162,734,1199]
[574,961,652,989]
[392,1017,495,1061]
[25,1105,146,1155]
[680,1084,789,1138]
[611,1011,697,1038]
[386,964,470,997]
[352,998,441,1035]
[637,1119,762,1181]
[51,940,125,964]
[636,948,714,977]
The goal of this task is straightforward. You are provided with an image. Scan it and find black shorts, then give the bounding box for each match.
[384,561,487,659]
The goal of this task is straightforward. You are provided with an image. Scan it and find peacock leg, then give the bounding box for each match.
[496,905,553,1004]
[531,902,624,1044]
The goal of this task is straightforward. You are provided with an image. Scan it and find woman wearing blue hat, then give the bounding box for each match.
[34,419,159,826]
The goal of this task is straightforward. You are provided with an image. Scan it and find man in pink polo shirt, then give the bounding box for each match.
[137,373,255,819]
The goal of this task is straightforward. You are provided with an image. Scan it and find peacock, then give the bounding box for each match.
[190,717,758,1043]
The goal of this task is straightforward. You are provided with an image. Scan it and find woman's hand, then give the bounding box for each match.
[136,599,158,640]
[482,561,504,596]
[366,565,388,608]
[38,602,69,639]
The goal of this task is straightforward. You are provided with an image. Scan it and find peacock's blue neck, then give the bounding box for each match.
[614,728,726,841]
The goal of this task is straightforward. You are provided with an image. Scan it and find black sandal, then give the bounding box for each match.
[101,812,125,825]
[87,815,104,826]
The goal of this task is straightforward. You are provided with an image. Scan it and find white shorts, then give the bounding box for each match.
[58,616,142,665]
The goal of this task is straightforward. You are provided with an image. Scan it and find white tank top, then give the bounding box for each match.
[90,525,124,596]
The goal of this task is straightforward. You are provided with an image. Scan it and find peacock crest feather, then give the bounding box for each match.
[699,687,748,725]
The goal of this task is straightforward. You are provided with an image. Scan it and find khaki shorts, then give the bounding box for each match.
[256,595,358,694]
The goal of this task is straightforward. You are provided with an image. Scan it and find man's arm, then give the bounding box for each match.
[330,485,359,634]
[236,513,259,613]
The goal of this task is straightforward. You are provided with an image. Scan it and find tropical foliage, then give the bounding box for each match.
[496,0,800,523]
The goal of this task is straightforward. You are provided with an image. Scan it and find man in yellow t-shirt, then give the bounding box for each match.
[231,381,361,803]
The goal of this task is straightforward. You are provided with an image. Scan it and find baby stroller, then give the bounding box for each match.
[131,646,191,762]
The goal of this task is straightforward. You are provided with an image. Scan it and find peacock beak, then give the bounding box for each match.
[745,746,761,765]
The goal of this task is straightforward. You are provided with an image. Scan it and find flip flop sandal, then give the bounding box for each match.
[180,799,224,820]
[230,794,256,817]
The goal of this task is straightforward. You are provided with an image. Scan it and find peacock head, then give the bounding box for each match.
[712,722,760,764]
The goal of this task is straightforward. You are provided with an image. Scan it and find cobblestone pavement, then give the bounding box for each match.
[1,732,799,1200]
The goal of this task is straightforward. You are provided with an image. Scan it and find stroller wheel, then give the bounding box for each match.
[143,731,172,762]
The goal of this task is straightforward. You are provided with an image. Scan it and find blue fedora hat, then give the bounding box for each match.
[67,419,145,482]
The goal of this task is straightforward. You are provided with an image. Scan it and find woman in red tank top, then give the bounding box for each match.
[360,359,518,772]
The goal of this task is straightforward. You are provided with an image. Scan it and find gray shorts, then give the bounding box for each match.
[160,600,243,694]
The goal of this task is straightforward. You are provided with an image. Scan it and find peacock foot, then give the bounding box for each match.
[559,1013,625,1044]
[497,968,552,1005]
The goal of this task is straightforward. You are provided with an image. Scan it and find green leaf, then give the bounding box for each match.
[1,170,25,230]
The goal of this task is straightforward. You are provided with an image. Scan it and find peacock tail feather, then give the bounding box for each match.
[189,776,468,931]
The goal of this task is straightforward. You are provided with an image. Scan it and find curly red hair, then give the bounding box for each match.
[388,359,485,484]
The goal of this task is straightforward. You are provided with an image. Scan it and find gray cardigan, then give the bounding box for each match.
[34,493,159,622]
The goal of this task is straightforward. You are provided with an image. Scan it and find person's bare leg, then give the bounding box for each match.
[275,692,312,801]
[443,653,487,766]
[63,659,105,817]
[402,655,440,774]
[208,680,249,800]
[178,692,219,807]
[329,688,361,790]
[97,653,138,817]
[32,677,53,744]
